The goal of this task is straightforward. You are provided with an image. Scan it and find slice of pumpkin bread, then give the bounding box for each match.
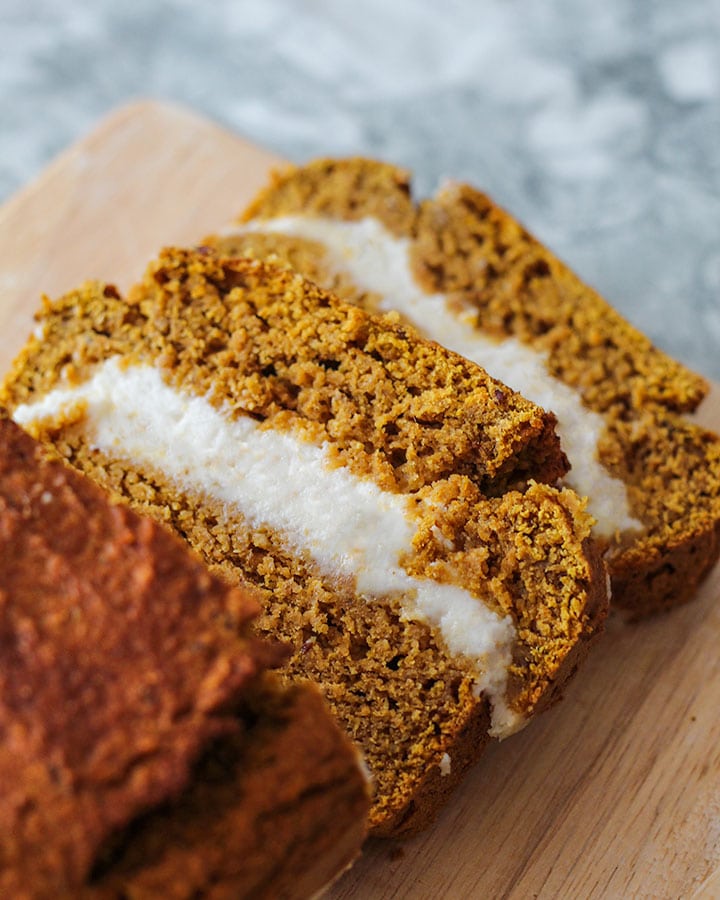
[214,156,720,617]
[0,412,369,897]
[1,248,607,836]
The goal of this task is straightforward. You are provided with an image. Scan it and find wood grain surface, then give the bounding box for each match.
[0,101,718,900]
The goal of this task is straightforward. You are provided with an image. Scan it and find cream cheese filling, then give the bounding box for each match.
[237,215,642,538]
[13,357,521,738]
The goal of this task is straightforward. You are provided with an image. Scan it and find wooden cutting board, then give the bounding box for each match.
[1,101,718,900]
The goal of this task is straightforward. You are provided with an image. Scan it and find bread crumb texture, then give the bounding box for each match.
[1,249,606,835]
[213,156,720,617]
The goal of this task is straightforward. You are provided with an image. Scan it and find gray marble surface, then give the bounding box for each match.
[2,0,719,379]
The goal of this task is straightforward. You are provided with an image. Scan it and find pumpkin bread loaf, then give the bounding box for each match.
[1,248,607,836]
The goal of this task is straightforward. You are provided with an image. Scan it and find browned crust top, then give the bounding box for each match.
[0,413,285,895]
[88,680,370,898]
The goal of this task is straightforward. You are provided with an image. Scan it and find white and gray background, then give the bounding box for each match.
[2,1,719,378]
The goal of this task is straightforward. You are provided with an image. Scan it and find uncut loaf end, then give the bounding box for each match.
[0,411,369,898]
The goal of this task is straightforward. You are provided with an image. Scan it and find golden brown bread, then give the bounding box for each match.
[214,156,720,618]
[0,411,369,896]
[1,249,607,835]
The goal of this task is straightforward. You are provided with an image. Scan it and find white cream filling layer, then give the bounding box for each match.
[13,358,521,737]
[238,215,641,538]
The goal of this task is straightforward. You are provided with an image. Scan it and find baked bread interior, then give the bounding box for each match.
[1,248,607,836]
[208,156,720,618]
